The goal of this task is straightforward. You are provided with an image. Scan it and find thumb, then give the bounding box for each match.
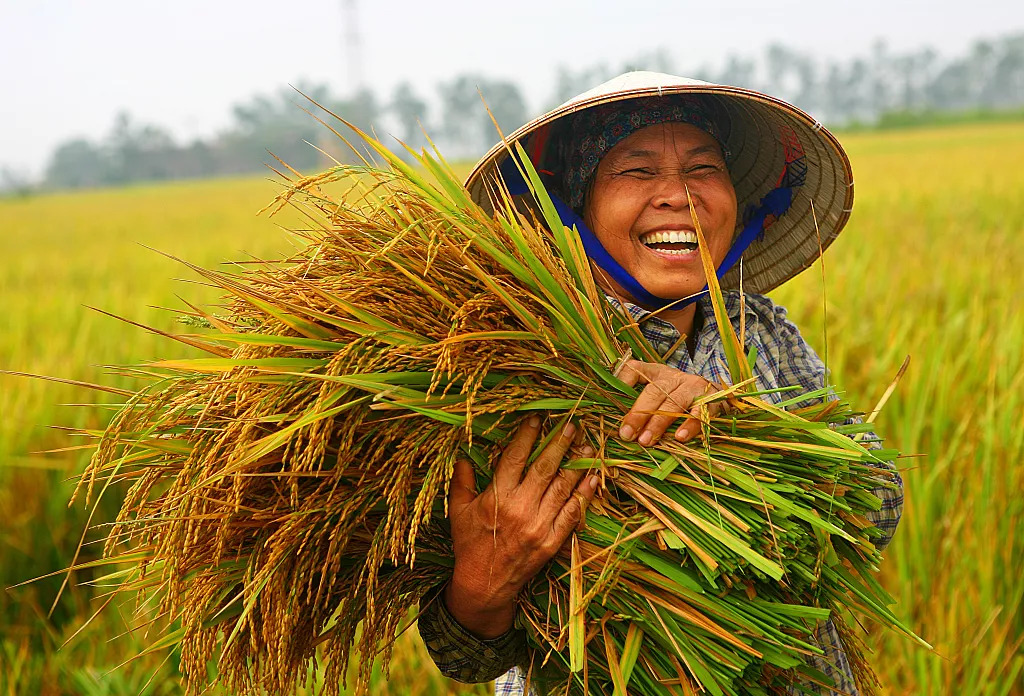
[449,457,479,513]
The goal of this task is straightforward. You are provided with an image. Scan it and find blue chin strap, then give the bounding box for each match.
[498,156,793,310]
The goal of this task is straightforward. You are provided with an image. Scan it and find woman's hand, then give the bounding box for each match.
[616,360,725,445]
[445,416,599,639]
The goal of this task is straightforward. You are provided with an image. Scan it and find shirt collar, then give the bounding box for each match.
[617,291,758,330]
[610,291,759,359]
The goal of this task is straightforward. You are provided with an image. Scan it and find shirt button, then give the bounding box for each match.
[483,647,496,659]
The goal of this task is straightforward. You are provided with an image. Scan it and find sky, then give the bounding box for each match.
[2,0,1023,178]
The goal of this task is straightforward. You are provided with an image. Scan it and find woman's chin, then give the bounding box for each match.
[631,280,707,305]
[632,268,708,302]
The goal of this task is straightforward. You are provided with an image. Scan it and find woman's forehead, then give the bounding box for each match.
[602,123,724,163]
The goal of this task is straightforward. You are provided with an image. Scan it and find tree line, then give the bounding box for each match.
[20,32,1024,192]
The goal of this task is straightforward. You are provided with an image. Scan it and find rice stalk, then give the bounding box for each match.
[70,126,922,696]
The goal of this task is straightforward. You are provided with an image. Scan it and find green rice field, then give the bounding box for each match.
[1,121,1022,695]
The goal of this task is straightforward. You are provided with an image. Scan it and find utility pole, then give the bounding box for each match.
[342,0,365,93]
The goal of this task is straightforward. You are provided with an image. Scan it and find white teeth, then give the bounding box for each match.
[640,229,698,245]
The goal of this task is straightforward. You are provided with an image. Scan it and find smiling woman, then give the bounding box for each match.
[420,71,902,696]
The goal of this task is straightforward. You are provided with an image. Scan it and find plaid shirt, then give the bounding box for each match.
[419,291,904,696]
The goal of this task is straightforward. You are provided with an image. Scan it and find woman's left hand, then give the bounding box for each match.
[616,360,725,446]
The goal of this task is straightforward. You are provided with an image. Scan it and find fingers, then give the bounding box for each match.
[675,387,726,443]
[615,359,652,389]
[493,415,542,492]
[636,386,692,445]
[538,444,593,517]
[675,414,702,443]
[449,456,478,512]
[618,365,719,446]
[552,474,600,539]
[638,386,696,446]
[521,421,577,495]
[619,380,682,444]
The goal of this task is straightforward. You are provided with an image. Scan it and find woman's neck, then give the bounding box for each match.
[656,303,698,339]
[596,273,700,344]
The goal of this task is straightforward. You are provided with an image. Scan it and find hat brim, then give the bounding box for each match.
[464,72,854,296]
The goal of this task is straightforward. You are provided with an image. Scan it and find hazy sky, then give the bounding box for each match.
[3,0,1022,177]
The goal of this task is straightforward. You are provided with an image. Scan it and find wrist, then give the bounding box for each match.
[444,573,518,639]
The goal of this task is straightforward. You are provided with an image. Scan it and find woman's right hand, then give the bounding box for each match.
[444,415,600,639]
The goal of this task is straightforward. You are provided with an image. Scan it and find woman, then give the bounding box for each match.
[418,71,903,696]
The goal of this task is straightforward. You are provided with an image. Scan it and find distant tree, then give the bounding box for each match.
[0,166,34,197]
[390,82,431,152]
[764,44,794,99]
[436,74,530,157]
[716,55,757,90]
[44,138,110,189]
[232,82,335,131]
[224,82,339,172]
[438,74,482,159]
[970,40,999,108]
[869,40,894,116]
[311,87,384,164]
[105,111,178,184]
[548,50,671,110]
[841,59,873,124]
[820,63,845,123]
[926,59,973,112]
[478,79,528,149]
[550,64,612,107]
[761,43,818,113]
[620,48,674,75]
[981,34,1024,108]
[892,49,937,112]
[790,54,819,115]
[339,87,380,134]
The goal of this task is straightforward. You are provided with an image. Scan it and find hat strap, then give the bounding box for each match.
[497,156,792,310]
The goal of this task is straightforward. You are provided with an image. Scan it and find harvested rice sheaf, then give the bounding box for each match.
[77,134,918,696]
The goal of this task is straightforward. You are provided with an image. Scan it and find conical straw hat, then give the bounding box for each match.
[465,71,854,295]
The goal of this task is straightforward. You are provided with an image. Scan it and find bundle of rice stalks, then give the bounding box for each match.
[71,127,918,696]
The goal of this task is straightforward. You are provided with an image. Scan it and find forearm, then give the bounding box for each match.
[859,431,904,551]
[418,582,527,683]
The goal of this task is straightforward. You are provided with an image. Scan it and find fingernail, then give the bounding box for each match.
[638,430,653,446]
[677,427,689,441]
[619,424,634,440]
[587,475,600,490]
[528,415,541,428]
[562,422,577,439]
[580,445,595,457]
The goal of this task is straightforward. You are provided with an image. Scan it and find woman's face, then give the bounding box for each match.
[582,121,737,303]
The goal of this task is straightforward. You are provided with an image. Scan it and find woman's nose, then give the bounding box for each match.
[650,172,691,208]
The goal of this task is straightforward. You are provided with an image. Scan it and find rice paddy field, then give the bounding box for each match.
[1,120,1022,695]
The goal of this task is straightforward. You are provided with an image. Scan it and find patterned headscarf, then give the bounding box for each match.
[561,95,728,210]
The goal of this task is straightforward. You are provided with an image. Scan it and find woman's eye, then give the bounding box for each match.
[688,163,717,173]
[621,168,655,176]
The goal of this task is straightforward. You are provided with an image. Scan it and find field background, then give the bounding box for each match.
[1,121,1021,695]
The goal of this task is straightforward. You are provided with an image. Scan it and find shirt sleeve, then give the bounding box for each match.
[417,582,527,683]
[769,300,904,551]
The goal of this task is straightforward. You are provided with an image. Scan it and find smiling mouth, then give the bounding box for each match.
[639,229,698,255]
